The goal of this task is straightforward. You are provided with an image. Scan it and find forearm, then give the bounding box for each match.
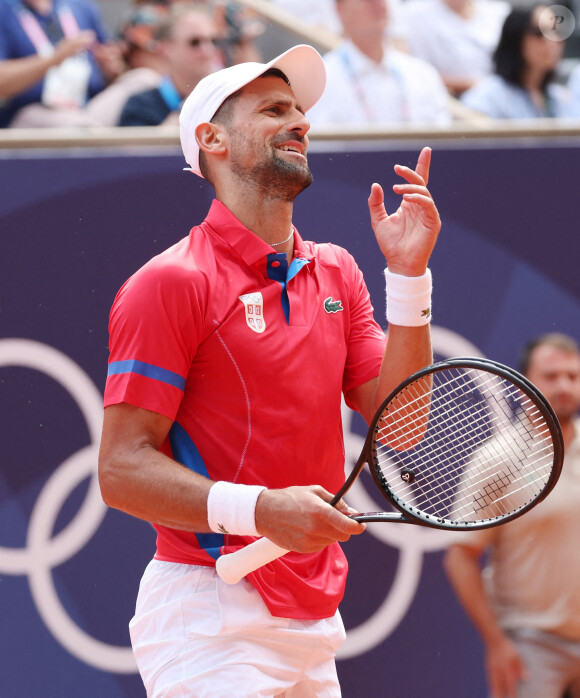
[373,323,432,412]
[98,405,364,548]
[444,545,505,646]
[0,56,56,99]
[99,439,214,532]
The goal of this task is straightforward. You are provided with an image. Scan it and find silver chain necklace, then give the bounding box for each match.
[270,228,294,247]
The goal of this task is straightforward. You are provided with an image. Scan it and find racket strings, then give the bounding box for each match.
[372,367,555,524]
[407,393,552,520]
[376,370,502,449]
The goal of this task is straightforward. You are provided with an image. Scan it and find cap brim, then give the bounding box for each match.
[264,44,326,114]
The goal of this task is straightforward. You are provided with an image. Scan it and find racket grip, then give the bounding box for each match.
[215,537,289,585]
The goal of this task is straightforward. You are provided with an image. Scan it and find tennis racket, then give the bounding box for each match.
[216,357,564,584]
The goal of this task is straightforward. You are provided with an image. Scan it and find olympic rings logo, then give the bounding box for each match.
[0,338,136,673]
[0,328,483,672]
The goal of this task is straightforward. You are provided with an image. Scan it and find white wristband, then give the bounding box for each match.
[207,481,266,536]
[385,268,432,327]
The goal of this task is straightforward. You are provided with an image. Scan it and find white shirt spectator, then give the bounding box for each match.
[460,74,570,118]
[396,0,510,84]
[270,0,404,39]
[566,63,580,118]
[307,39,451,126]
[270,0,342,36]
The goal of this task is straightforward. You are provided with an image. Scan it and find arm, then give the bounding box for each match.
[347,147,440,422]
[444,543,527,698]
[0,32,95,100]
[98,402,364,550]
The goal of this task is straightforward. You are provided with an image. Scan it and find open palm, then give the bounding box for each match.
[368,147,441,277]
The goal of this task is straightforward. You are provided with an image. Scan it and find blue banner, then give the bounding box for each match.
[1,139,579,697]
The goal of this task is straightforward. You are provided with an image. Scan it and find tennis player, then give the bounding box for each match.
[98,44,441,697]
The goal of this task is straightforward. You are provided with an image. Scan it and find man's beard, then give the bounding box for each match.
[230,132,313,202]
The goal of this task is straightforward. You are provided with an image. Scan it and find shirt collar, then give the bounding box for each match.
[201,199,311,267]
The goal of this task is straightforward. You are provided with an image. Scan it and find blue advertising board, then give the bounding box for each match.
[1,138,579,697]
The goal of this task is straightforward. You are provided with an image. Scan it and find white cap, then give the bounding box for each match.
[179,44,326,179]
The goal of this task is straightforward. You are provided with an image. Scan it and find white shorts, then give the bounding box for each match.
[129,560,346,697]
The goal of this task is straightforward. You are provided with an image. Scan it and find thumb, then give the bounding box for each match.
[368,182,389,225]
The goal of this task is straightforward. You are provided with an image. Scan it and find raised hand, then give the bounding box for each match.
[368,146,441,277]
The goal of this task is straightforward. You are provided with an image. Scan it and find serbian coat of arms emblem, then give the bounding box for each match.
[239,292,266,333]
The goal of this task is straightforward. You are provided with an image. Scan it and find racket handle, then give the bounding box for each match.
[215,537,289,585]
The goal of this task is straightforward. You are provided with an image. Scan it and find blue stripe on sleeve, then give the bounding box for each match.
[107,360,186,391]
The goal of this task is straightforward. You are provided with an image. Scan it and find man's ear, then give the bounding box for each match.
[195,122,228,157]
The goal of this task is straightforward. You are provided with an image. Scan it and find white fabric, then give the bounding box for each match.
[396,0,510,81]
[270,0,404,38]
[270,0,343,36]
[206,480,266,536]
[129,560,346,697]
[460,74,571,118]
[505,628,580,698]
[307,40,451,127]
[452,419,580,641]
[565,63,580,118]
[385,268,432,326]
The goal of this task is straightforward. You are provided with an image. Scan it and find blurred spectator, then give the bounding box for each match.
[396,0,510,96]
[0,0,124,127]
[130,0,264,64]
[307,0,451,127]
[460,5,571,118]
[270,0,404,39]
[83,3,168,126]
[566,61,580,117]
[270,0,343,35]
[445,332,580,698]
[119,2,223,126]
[211,0,264,65]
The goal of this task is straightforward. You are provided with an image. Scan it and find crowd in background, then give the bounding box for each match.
[0,0,579,128]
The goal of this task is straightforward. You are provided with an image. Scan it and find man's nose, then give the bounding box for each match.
[288,108,310,136]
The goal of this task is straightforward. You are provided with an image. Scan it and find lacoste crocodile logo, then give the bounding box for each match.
[324,297,344,314]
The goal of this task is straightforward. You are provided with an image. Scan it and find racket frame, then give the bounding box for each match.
[332,357,564,531]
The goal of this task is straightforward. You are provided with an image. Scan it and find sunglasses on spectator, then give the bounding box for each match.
[187,37,220,48]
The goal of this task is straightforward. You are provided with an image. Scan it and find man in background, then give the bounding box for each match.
[0,0,123,127]
[395,0,509,96]
[445,333,580,698]
[307,0,451,127]
[83,3,167,126]
[119,1,223,126]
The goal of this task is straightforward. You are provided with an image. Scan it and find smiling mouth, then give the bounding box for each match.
[276,144,305,156]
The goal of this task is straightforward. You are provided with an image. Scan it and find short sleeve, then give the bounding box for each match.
[335,247,386,399]
[104,254,203,420]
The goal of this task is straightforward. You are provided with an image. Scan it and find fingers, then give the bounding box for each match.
[257,486,366,552]
[368,182,389,229]
[415,146,432,185]
[392,183,433,200]
[394,146,432,187]
[311,487,365,537]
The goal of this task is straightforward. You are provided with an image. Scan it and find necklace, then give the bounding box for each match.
[270,228,294,247]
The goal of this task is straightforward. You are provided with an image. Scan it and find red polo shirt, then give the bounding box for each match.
[105,199,386,619]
